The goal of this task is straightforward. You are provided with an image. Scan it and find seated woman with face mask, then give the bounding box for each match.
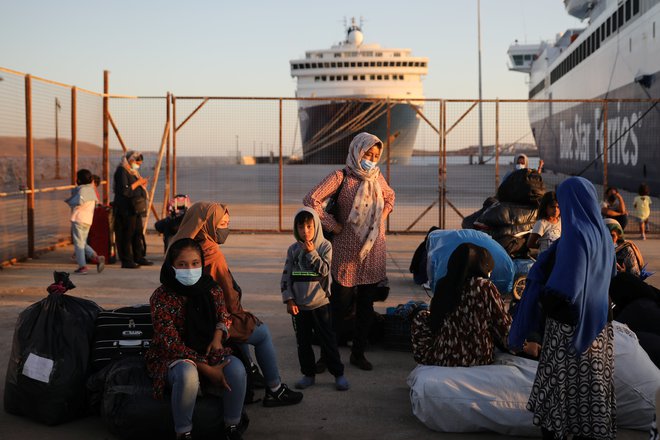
[170,202,303,408]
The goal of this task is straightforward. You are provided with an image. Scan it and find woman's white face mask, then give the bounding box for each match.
[173,267,202,286]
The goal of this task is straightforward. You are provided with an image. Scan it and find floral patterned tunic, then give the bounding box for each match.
[303,169,395,287]
[411,277,511,366]
[145,284,232,399]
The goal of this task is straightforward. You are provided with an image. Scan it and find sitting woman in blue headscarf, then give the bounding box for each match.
[509,176,617,440]
[410,243,511,367]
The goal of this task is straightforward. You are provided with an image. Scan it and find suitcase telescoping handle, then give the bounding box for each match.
[118,340,147,348]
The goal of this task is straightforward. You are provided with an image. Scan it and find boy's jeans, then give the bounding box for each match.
[71,221,95,267]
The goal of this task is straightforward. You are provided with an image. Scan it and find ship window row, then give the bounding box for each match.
[307,51,403,59]
[544,0,639,92]
[293,61,426,69]
[313,74,406,82]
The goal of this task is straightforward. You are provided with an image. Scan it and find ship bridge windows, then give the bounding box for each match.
[549,0,640,87]
[334,53,341,58]
[394,52,401,57]
[376,52,383,56]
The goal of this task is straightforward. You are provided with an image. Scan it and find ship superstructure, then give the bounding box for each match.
[290,18,429,163]
[508,0,660,194]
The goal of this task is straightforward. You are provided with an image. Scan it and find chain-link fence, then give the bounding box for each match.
[2,66,659,264]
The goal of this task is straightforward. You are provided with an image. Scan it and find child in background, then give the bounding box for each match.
[281,207,349,391]
[65,169,104,274]
[527,191,561,254]
[634,183,652,240]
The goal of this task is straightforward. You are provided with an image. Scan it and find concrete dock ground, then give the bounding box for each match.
[0,233,658,439]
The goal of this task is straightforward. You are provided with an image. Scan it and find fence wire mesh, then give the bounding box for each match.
[1,67,659,264]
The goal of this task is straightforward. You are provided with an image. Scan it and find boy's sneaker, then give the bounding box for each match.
[95,255,105,273]
[335,375,350,391]
[74,266,89,275]
[262,383,303,407]
[294,375,315,389]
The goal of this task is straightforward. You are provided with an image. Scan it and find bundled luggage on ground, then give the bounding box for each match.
[90,304,153,373]
[4,272,102,425]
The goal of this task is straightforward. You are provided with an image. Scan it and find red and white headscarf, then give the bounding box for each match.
[345,132,385,261]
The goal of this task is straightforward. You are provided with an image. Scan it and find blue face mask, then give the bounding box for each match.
[515,163,525,170]
[173,267,202,286]
[360,159,377,171]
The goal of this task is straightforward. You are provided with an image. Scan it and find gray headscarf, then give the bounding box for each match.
[345,132,385,261]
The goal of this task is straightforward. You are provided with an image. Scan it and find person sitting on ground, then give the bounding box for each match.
[170,201,303,407]
[601,186,629,230]
[145,238,247,440]
[604,218,645,278]
[633,183,652,240]
[281,207,349,391]
[410,243,511,367]
[526,191,561,255]
[65,168,104,274]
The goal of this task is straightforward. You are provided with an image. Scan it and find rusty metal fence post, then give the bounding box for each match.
[163,92,171,218]
[71,86,77,186]
[495,98,500,189]
[386,98,391,233]
[172,95,177,196]
[24,74,35,258]
[440,100,446,229]
[602,100,609,191]
[103,71,110,204]
[279,98,283,232]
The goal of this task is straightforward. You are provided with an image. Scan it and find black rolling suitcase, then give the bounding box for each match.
[91,305,153,372]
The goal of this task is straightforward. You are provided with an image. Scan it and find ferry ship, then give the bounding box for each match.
[508,0,660,194]
[289,18,428,164]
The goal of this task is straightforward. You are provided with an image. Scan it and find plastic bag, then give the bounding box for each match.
[3,272,102,425]
[426,229,515,295]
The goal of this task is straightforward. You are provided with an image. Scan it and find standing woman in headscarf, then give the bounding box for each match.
[145,237,246,440]
[304,132,395,371]
[112,150,153,268]
[509,177,617,440]
[170,202,303,407]
[410,243,511,366]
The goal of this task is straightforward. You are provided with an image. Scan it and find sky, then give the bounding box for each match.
[0,0,584,99]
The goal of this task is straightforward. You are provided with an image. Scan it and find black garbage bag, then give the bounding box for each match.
[462,197,498,230]
[497,168,545,205]
[475,201,538,238]
[3,271,102,425]
[100,357,228,440]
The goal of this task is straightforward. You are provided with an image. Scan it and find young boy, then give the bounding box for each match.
[281,207,349,391]
[65,169,104,274]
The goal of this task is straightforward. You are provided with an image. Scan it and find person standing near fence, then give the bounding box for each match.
[113,150,153,268]
[303,132,395,371]
[65,168,105,274]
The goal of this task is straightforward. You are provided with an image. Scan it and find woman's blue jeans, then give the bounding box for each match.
[167,355,246,434]
[240,322,281,388]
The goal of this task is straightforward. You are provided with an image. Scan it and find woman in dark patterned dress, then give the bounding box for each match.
[410,243,511,366]
[509,176,617,440]
[145,238,246,440]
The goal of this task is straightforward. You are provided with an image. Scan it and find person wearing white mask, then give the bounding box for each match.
[146,237,247,440]
[304,132,396,371]
[112,150,153,268]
